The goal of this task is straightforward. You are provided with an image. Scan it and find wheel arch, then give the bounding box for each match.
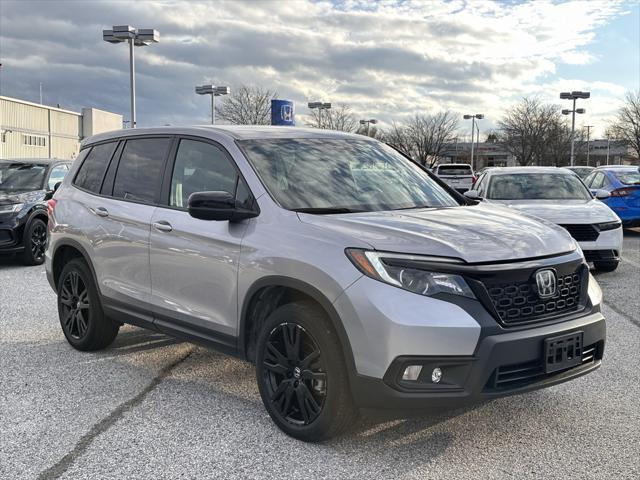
[239,276,357,378]
[51,239,98,293]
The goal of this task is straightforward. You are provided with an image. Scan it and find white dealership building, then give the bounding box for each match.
[0,95,122,160]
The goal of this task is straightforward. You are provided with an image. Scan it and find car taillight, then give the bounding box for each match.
[610,188,634,197]
[47,199,57,217]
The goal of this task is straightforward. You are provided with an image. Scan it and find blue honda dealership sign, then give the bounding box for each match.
[271,99,295,126]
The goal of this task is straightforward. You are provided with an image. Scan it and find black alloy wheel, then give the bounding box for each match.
[263,323,327,425]
[22,218,47,265]
[57,258,119,351]
[60,270,91,340]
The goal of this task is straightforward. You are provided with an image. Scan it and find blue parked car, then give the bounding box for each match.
[584,166,640,228]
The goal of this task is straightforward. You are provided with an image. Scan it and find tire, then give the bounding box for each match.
[57,258,119,351]
[593,260,619,272]
[255,301,358,442]
[22,218,47,266]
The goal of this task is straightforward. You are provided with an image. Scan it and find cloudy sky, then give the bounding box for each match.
[0,0,638,138]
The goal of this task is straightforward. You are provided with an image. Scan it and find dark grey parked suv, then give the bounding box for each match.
[46,126,606,441]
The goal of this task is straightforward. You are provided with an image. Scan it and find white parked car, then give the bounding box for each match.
[466,167,623,272]
[434,163,475,192]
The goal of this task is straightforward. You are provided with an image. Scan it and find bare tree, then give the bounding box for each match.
[305,104,358,132]
[497,97,565,166]
[608,90,640,161]
[215,85,276,125]
[404,112,459,167]
[383,122,413,157]
[356,124,384,140]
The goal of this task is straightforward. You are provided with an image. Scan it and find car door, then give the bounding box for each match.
[149,137,253,345]
[80,136,172,314]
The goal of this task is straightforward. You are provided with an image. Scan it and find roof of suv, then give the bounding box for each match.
[484,166,574,175]
[82,125,371,147]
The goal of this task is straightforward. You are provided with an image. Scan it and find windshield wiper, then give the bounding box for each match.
[392,205,434,211]
[292,207,367,214]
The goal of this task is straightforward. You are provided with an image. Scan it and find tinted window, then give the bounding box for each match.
[113,138,171,203]
[437,165,473,175]
[239,139,457,212]
[0,163,47,193]
[170,139,239,208]
[590,172,605,189]
[487,173,592,200]
[47,164,68,190]
[74,142,118,193]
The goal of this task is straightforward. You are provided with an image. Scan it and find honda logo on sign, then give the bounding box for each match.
[281,105,293,122]
[535,269,557,298]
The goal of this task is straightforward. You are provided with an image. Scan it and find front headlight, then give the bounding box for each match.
[346,249,475,299]
[0,203,24,213]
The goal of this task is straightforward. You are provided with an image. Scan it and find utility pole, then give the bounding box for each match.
[585,125,594,166]
[606,135,610,166]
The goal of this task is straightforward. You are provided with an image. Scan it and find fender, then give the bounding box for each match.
[49,238,99,292]
[239,275,358,378]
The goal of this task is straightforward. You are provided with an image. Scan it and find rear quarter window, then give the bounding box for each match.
[614,170,640,185]
[74,142,118,193]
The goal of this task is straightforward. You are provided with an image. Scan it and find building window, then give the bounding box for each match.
[21,134,47,147]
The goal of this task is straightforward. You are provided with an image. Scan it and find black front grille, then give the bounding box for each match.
[583,250,618,262]
[560,224,599,242]
[485,268,584,327]
[488,343,597,391]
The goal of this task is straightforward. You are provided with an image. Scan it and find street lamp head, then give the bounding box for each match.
[213,86,230,96]
[112,25,136,40]
[370,119,377,124]
[102,30,124,43]
[561,109,570,115]
[576,108,586,114]
[321,103,332,109]
[560,92,572,99]
[359,120,367,125]
[572,91,590,99]
[195,85,215,95]
[308,102,322,109]
[136,29,160,43]
[463,114,472,119]
[475,114,484,119]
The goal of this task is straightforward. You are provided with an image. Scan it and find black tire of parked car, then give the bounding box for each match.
[594,260,619,272]
[22,218,48,266]
[255,301,358,442]
[57,258,119,351]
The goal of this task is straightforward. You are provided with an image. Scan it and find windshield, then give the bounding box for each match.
[239,139,459,212]
[437,165,472,175]
[613,170,640,185]
[569,168,593,179]
[487,173,592,200]
[0,163,47,192]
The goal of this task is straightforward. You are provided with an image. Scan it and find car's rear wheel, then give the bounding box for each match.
[57,258,119,351]
[593,260,619,272]
[22,218,47,265]
[255,301,358,442]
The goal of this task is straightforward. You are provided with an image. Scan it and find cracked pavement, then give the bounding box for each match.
[1,230,639,479]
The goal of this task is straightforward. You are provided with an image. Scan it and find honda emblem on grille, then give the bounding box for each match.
[535,269,557,298]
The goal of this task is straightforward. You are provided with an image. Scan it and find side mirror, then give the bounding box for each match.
[594,189,610,200]
[188,191,258,222]
[464,190,483,201]
[53,182,62,192]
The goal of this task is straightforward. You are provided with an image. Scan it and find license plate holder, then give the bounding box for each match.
[544,331,583,374]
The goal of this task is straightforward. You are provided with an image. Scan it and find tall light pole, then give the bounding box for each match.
[463,114,483,170]
[606,134,611,166]
[195,85,230,124]
[359,118,377,136]
[103,25,160,128]
[560,91,590,166]
[308,102,331,128]
[584,125,594,166]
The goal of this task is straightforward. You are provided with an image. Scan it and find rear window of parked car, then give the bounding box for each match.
[437,165,472,175]
[614,170,640,185]
[112,138,171,204]
[74,142,118,193]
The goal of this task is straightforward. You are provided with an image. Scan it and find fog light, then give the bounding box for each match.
[402,365,422,381]
[431,367,442,383]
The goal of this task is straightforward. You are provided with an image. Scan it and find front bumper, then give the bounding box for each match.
[0,217,25,254]
[579,227,623,262]
[350,310,605,410]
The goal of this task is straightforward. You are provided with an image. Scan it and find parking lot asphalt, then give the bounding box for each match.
[1,230,639,480]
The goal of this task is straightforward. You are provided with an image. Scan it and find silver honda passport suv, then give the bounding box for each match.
[46,126,606,441]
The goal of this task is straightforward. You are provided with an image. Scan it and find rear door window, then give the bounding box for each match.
[113,138,171,204]
[74,142,118,193]
[437,165,472,175]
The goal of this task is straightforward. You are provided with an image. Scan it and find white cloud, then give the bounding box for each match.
[0,0,633,136]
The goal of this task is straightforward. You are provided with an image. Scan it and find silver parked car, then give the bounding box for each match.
[434,163,475,192]
[45,126,606,441]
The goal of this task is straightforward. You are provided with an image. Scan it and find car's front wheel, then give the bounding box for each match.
[593,260,619,272]
[57,258,119,351]
[22,218,47,265]
[255,301,358,442]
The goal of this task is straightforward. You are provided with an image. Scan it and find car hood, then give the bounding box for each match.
[485,199,618,224]
[299,203,576,263]
[0,190,44,205]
